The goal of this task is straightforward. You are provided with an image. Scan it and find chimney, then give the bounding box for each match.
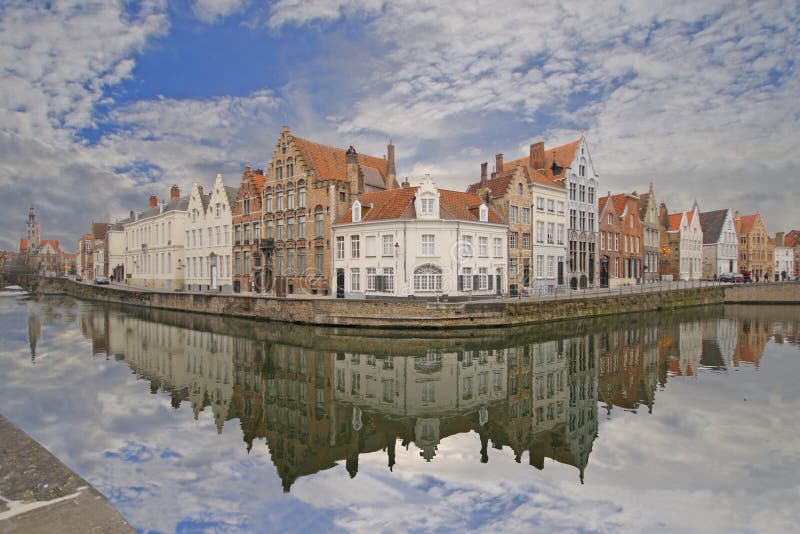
[495,153,504,177]
[346,146,362,195]
[401,177,410,189]
[149,194,158,208]
[529,141,545,170]
[129,210,135,219]
[197,185,204,197]
[776,231,785,246]
[170,184,180,201]
[480,162,488,188]
[387,141,396,183]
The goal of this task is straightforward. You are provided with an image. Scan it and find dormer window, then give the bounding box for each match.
[421,197,434,215]
[479,204,488,222]
[353,200,362,222]
[517,183,523,195]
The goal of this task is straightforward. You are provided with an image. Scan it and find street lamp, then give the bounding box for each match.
[209,252,217,291]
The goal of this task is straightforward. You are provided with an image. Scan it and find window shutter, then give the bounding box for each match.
[457,275,463,292]
[473,274,479,290]
[488,274,493,290]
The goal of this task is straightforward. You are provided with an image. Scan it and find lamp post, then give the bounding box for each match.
[209,252,217,291]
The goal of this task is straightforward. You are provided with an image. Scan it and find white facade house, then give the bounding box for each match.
[331,175,508,299]
[774,237,795,280]
[672,203,704,281]
[184,174,236,293]
[92,239,104,279]
[699,208,738,278]
[107,222,126,282]
[530,177,568,295]
[123,186,188,290]
[563,135,599,289]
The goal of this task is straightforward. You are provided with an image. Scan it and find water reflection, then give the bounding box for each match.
[61,301,799,493]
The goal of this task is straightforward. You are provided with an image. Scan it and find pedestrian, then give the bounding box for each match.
[764,272,769,283]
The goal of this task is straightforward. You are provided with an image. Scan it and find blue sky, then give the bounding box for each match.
[0,0,798,251]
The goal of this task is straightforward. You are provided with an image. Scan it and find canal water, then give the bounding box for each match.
[0,292,798,533]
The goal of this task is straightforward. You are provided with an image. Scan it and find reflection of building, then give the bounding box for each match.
[700,318,738,370]
[598,327,662,414]
[28,311,41,363]
[732,317,769,368]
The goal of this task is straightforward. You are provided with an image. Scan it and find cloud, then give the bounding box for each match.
[191,0,250,22]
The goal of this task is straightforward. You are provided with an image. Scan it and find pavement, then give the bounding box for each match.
[0,414,133,534]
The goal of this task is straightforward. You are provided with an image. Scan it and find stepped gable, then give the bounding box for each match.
[292,136,389,183]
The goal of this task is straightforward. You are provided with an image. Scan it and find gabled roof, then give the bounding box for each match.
[465,169,516,197]
[136,195,190,221]
[335,187,504,225]
[738,213,760,234]
[637,192,651,219]
[224,186,238,207]
[19,238,27,251]
[699,209,728,245]
[609,194,628,217]
[667,213,684,232]
[41,239,60,251]
[252,173,265,190]
[292,136,388,183]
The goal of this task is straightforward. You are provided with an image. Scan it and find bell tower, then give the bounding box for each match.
[27,204,41,250]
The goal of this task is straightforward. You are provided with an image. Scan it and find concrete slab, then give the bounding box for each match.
[0,414,133,534]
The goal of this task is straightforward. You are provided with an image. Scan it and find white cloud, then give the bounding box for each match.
[191,0,250,22]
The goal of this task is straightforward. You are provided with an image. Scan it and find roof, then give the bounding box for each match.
[609,193,628,217]
[667,213,684,232]
[41,239,60,251]
[699,209,728,244]
[292,136,388,183]
[136,195,190,221]
[224,186,238,207]
[335,187,504,225]
[19,238,27,251]
[637,192,650,219]
[738,213,759,234]
[252,172,265,190]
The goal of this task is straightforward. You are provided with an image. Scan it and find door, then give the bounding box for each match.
[336,268,345,299]
[557,261,564,286]
[600,256,609,288]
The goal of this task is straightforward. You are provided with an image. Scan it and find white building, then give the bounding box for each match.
[665,203,704,281]
[331,175,508,299]
[107,221,126,282]
[774,234,795,280]
[530,173,568,295]
[699,208,738,278]
[184,174,236,293]
[92,239,104,279]
[562,135,599,289]
[123,186,188,290]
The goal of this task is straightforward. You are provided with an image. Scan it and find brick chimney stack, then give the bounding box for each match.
[776,231,785,246]
[170,184,180,201]
[529,141,545,170]
[494,153,504,178]
[386,141,396,185]
[401,177,410,189]
[346,146,362,195]
[480,162,488,188]
[149,194,158,208]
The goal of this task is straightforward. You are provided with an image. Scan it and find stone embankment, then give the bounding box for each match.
[3,274,798,329]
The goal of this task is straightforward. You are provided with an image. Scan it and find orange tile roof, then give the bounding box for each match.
[667,213,684,232]
[19,238,27,251]
[336,187,504,224]
[686,210,695,225]
[41,239,60,251]
[738,213,759,234]
[598,195,608,214]
[609,193,628,217]
[466,171,514,197]
[292,136,387,183]
[252,173,265,190]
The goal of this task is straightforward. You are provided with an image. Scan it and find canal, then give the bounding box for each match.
[0,291,798,533]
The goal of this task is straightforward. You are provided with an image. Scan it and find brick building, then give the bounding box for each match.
[734,211,769,280]
[598,192,643,287]
[636,184,660,283]
[232,167,265,293]
[259,126,399,297]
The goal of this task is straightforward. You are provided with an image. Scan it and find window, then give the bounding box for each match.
[509,257,518,278]
[277,219,283,241]
[243,251,250,275]
[579,164,586,177]
[298,248,306,275]
[382,235,394,256]
[266,193,273,213]
[315,246,324,275]
[547,222,555,244]
[580,210,586,230]
[422,382,435,402]
[383,267,394,292]
[522,233,531,249]
[607,213,613,225]
[351,268,361,291]
[461,267,472,290]
[335,236,345,260]
[421,197,434,215]
[536,221,545,243]
[298,186,306,208]
[517,183,523,195]
[234,225,241,244]
[479,267,488,290]
[286,158,294,178]
[243,198,251,215]
[588,187,595,204]
[287,218,294,240]
[315,211,324,237]
[579,185,586,203]
[350,235,360,259]
[413,264,442,292]
[535,255,544,277]
[557,201,565,215]
[493,237,503,257]
[353,202,361,222]
[522,207,530,224]
[287,188,295,210]
[275,162,283,181]
[588,212,594,232]
[510,232,518,248]
[570,209,577,229]
[243,224,252,244]
[509,205,519,222]
[479,204,488,222]
[557,224,565,245]
[366,267,377,291]
[479,236,488,257]
[276,191,283,211]
[421,234,435,256]
[570,182,577,200]
[461,235,473,257]
[266,220,274,240]
[215,226,221,246]
[224,225,230,245]
[536,197,545,211]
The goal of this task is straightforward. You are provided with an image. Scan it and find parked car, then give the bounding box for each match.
[94,276,110,285]
[718,272,744,283]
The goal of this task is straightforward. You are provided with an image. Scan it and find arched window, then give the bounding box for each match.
[414,264,443,292]
[287,186,295,210]
[275,160,283,181]
[286,157,294,178]
[297,182,306,208]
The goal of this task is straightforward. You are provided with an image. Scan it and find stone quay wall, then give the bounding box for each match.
[4,275,798,329]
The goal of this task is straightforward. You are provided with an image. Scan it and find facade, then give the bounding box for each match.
[260,126,399,297]
[231,167,265,294]
[658,202,703,281]
[734,211,769,280]
[598,192,643,287]
[773,233,794,281]
[637,184,660,283]
[92,238,105,278]
[467,160,534,296]
[107,221,126,282]
[77,233,93,280]
[561,136,599,289]
[530,172,568,295]
[18,205,68,276]
[785,230,800,277]
[332,175,507,299]
[123,186,188,290]
[185,175,236,293]
[699,209,738,279]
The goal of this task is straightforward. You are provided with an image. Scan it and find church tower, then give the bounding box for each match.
[27,204,41,250]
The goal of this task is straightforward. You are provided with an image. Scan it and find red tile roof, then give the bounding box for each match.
[738,213,759,234]
[19,238,27,251]
[609,193,628,217]
[667,213,684,232]
[41,239,60,251]
[252,173,265,190]
[336,187,504,224]
[292,136,388,183]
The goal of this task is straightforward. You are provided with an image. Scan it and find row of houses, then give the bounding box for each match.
[76,127,799,298]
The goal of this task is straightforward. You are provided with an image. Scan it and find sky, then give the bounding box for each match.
[0,0,798,252]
